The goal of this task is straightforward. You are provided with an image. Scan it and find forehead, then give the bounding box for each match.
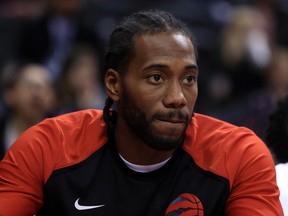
[132,33,196,64]
[19,65,52,85]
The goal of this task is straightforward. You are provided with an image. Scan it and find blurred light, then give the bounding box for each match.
[209,1,232,24]
[95,17,117,41]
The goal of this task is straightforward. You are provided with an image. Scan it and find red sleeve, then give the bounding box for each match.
[185,114,284,216]
[0,110,107,216]
[0,120,61,216]
[224,130,284,216]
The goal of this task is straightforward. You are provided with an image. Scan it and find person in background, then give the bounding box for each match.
[220,5,274,98]
[266,96,288,216]
[209,46,288,141]
[0,9,283,215]
[0,61,55,159]
[17,0,103,81]
[56,45,106,114]
[201,4,276,116]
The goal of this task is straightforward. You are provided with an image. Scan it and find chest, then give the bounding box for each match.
[37,147,230,216]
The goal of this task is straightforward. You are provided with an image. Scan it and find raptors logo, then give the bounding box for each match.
[165,193,204,216]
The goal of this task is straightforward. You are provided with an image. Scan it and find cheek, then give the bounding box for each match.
[120,82,158,112]
[16,90,30,102]
[184,87,198,108]
[42,91,54,104]
[134,85,164,109]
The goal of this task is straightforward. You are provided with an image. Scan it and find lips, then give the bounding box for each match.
[155,118,187,130]
[153,112,189,123]
[158,118,186,124]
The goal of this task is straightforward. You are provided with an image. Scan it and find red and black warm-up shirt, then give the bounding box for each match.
[0,110,283,215]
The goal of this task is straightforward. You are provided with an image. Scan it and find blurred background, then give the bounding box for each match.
[0,0,288,146]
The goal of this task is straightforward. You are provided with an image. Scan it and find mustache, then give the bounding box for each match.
[153,111,190,123]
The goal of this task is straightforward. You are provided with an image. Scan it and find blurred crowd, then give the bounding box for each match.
[0,0,288,158]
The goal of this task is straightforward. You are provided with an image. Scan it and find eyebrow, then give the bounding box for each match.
[143,63,198,71]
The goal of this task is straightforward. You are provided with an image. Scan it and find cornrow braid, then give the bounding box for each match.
[103,97,117,140]
[102,9,197,139]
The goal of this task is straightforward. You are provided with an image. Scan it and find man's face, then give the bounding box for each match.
[5,65,55,123]
[117,32,198,151]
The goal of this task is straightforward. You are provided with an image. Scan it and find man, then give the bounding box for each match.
[0,9,283,215]
[0,62,55,159]
[266,96,288,215]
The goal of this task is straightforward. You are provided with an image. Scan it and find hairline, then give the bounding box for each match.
[119,30,197,74]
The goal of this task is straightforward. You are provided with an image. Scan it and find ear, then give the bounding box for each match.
[105,68,121,102]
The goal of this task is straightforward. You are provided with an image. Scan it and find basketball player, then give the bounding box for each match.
[0,9,283,215]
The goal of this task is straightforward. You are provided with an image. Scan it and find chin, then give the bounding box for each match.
[144,133,185,152]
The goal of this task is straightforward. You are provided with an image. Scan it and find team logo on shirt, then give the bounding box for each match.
[165,193,204,216]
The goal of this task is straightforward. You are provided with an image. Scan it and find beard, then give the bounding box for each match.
[120,88,191,151]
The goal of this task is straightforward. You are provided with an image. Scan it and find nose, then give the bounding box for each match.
[163,81,187,109]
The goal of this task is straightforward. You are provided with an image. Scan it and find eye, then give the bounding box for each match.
[183,75,196,85]
[147,74,164,84]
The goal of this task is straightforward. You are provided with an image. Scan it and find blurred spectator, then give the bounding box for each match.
[266,96,288,164]
[17,0,103,81]
[221,5,273,68]
[210,46,288,141]
[253,0,276,41]
[0,62,55,159]
[266,96,288,215]
[56,45,106,114]
[220,5,273,97]
[265,46,288,101]
[275,0,288,48]
[198,4,276,114]
[0,0,47,20]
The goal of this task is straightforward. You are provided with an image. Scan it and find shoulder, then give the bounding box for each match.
[184,113,262,153]
[183,113,273,184]
[48,109,105,128]
[34,109,106,141]
[41,109,107,160]
[5,109,108,174]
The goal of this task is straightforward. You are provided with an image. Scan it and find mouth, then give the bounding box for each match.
[152,112,189,134]
[152,118,187,139]
[154,111,188,122]
[158,118,186,124]
[155,116,188,128]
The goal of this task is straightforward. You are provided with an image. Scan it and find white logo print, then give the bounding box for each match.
[74,198,105,210]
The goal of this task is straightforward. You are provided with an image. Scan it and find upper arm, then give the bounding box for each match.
[0,121,60,215]
[225,133,283,215]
